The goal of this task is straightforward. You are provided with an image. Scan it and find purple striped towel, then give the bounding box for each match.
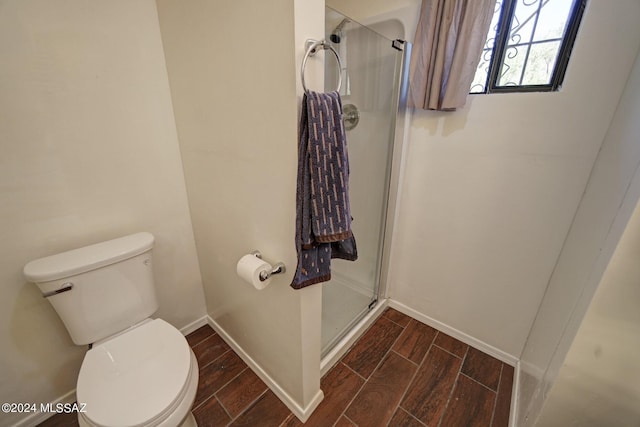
[291,91,357,290]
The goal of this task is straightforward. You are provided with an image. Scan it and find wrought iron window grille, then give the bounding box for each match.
[470,0,587,94]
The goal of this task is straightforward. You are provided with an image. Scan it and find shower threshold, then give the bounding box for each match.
[320,298,388,376]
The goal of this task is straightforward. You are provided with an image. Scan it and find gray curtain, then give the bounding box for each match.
[409,0,496,111]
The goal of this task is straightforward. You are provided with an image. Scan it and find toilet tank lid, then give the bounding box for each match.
[23,232,154,282]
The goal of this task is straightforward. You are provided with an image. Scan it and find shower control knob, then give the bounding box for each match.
[343,104,360,131]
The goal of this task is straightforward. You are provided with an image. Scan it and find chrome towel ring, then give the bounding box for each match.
[301,39,343,94]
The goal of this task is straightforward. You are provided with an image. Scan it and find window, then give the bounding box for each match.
[470,0,587,94]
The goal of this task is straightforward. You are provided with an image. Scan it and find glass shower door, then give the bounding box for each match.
[321,8,404,356]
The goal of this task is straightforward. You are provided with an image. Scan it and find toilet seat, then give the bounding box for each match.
[77,319,194,427]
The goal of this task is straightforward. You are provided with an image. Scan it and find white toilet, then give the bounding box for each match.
[23,232,199,427]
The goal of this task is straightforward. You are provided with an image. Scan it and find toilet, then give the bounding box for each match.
[23,232,198,427]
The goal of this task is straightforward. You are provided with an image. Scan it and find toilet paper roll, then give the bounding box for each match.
[236,254,272,290]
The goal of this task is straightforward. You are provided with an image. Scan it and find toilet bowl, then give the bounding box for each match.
[23,232,199,427]
[77,319,198,427]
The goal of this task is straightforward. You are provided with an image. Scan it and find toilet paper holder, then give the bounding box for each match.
[250,251,286,281]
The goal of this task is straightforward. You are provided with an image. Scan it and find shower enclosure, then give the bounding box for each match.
[321,8,409,357]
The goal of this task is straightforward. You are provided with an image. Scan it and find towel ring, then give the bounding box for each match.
[301,39,343,94]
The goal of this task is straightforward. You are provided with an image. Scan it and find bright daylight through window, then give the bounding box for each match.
[470,0,587,94]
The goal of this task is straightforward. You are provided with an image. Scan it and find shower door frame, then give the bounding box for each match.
[377,38,412,303]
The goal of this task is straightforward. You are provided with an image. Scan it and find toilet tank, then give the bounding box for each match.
[23,232,158,345]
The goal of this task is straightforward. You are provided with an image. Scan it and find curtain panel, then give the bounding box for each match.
[409,0,497,111]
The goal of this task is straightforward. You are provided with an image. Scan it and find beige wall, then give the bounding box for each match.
[0,1,205,426]
[537,196,640,425]
[519,43,640,426]
[156,0,325,418]
[329,0,640,358]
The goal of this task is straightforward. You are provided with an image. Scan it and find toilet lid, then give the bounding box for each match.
[77,319,191,427]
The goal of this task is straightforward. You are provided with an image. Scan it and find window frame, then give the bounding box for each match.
[477,0,587,94]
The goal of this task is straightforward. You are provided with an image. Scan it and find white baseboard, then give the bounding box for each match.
[320,298,389,376]
[178,315,209,336]
[10,389,76,427]
[13,306,521,426]
[387,300,521,426]
[387,300,519,366]
[206,316,324,423]
[510,361,521,427]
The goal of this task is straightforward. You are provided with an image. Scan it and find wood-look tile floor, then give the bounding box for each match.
[39,308,513,427]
